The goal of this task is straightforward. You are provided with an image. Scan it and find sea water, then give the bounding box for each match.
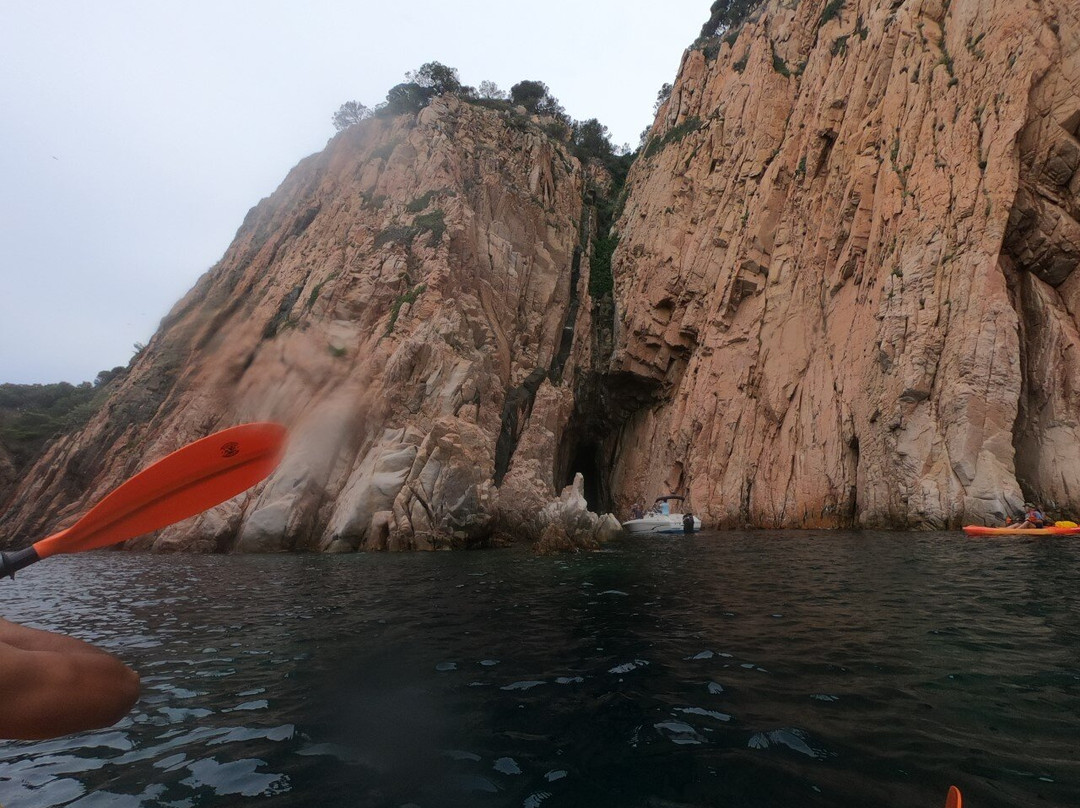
[0,531,1077,807]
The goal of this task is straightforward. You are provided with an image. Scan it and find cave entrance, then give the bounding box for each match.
[566,441,607,513]
[555,371,663,516]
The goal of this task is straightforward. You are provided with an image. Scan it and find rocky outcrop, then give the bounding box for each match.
[606,0,1080,527]
[0,97,615,551]
[533,473,623,554]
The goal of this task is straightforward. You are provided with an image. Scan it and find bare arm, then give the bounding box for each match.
[0,621,140,740]
[0,617,113,655]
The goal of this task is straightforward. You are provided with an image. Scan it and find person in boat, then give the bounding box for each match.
[0,617,140,739]
[630,502,644,520]
[1016,503,1047,529]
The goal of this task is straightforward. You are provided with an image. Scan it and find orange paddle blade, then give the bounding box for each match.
[945,785,962,808]
[32,422,286,559]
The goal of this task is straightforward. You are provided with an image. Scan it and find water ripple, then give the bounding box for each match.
[0,534,1077,807]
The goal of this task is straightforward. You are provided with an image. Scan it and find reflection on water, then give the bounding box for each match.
[0,531,1078,807]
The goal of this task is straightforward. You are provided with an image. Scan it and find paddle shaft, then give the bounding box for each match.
[0,546,41,579]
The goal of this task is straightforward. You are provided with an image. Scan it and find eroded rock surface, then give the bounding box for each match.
[607,0,1080,527]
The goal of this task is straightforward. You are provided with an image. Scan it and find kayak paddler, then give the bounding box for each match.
[1016,503,1047,529]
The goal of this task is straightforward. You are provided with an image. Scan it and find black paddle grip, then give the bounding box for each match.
[0,546,41,580]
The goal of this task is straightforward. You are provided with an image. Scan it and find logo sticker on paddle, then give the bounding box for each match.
[220,442,241,458]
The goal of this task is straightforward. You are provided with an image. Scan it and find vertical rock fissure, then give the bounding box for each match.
[845,435,860,525]
[551,188,599,382]
[587,171,625,367]
[1009,277,1038,503]
[493,367,548,486]
[549,245,583,382]
[497,192,594,486]
[498,185,604,486]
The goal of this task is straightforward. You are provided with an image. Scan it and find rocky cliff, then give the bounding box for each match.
[2,0,1079,547]
[0,96,611,551]
[607,0,1080,528]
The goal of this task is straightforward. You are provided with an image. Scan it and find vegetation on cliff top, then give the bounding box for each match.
[0,368,125,469]
[332,62,631,159]
[334,61,634,305]
[699,0,767,38]
[336,63,576,135]
[693,0,768,60]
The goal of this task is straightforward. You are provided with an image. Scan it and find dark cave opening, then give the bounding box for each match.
[566,441,607,513]
[554,371,664,516]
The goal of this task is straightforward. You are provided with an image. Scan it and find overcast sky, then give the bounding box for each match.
[0,0,707,385]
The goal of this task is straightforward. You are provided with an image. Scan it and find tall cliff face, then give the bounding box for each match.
[0,96,604,551]
[4,0,1079,548]
[607,0,1080,528]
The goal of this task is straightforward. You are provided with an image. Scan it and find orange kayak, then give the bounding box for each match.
[963,524,1080,536]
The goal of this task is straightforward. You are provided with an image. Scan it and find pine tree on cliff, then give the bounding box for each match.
[332,101,370,132]
[406,61,463,96]
[509,80,567,122]
[700,0,764,37]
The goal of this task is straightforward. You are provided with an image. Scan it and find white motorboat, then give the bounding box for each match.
[623,496,701,534]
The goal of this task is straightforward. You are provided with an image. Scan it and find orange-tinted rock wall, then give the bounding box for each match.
[609,0,1080,527]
